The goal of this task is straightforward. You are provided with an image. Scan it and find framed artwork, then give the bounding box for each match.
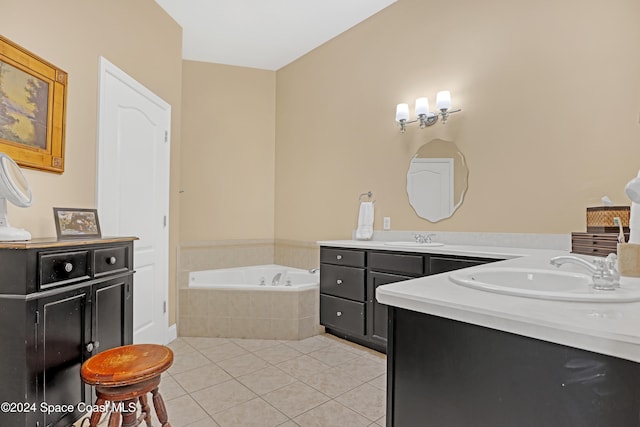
[0,35,67,173]
[53,208,102,239]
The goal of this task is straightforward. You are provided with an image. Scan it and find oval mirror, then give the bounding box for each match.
[406,139,468,222]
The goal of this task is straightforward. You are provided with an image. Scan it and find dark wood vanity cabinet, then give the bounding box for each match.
[320,248,367,343]
[0,238,135,427]
[387,307,640,427]
[367,271,413,349]
[320,246,501,353]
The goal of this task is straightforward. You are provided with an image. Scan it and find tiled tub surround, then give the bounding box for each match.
[179,282,321,340]
[177,240,322,341]
[178,240,276,290]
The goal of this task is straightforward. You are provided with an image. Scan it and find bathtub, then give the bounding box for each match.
[179,265,322,340]
[189,264,318,291]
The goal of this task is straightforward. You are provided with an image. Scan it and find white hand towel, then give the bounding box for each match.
[355,201,374,240]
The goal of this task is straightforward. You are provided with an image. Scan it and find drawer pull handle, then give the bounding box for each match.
[63,262,74,273]
[85,341,100,352]
[336,279,343,285]
[336,255,343,260]
[336,311,343,317]
[107,256,117,265]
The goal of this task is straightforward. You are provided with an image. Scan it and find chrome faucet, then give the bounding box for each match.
[414,233,436,244]
[550,253,620,290]
[308,268,320,274]
[271,272,282,286]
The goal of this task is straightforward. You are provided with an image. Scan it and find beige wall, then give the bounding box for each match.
[4,0,183,325]
[275,0,640,240]
[180,61,276,241]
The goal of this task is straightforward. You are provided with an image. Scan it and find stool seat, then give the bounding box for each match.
[80,344,174,427]
[81,344,173,386]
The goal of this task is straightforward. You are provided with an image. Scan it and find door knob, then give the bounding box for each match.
[63,262,73,273]
[336,255,342,260]
[336,279,343,285]
[86,341,100,352]
[107,256,117,265]
[336,311,343,317]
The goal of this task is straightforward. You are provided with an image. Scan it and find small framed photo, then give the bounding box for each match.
[53,208,102,239]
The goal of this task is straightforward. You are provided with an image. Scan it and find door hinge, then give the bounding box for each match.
[164,130,169,143]
[35,310,40,325]
[163,301,167,314]
[163,215,167,227]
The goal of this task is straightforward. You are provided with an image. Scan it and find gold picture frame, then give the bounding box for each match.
[0,35,67,173]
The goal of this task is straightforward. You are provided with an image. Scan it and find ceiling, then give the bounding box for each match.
[153,0,397,71]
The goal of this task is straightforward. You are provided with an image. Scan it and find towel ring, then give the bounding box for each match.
[359,191,374,202]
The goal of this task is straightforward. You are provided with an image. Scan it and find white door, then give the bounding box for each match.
[96,57,171,344]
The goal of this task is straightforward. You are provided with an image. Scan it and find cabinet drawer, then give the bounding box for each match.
[369,251,424,276]
[572,245,617,257]
[429,256,493,275]
[320,247,365,267]
[320,264,365,301]
[39,250,90,289]
[94,246,129,276]
[320,294,365,335]
[571,232,622,257]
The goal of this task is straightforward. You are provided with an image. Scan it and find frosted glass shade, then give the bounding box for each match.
[396,103,410,121]
[415,97,429,116]
[436,91,452,110]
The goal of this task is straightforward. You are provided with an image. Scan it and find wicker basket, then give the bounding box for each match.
[586,206,630,233]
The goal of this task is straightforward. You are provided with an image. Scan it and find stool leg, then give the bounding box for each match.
[121,398,139,427]
[108,407,121,427]
[151,387,171,427]
[89,398,106,427]
[139,394,152,427]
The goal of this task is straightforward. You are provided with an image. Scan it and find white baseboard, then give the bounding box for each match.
[166,324,178,344]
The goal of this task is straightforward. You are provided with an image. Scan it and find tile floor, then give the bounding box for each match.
[79,333,387,427]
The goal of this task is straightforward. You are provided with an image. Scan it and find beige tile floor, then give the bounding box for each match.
[77,333,387,427]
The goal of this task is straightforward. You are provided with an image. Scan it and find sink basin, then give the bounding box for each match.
[449,267,640,302]
[385,241,444,248]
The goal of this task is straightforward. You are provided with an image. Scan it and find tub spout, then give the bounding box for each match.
[308,268,319,274]
[271,272,282,286]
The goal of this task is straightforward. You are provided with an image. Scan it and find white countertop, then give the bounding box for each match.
[318,239,640,363]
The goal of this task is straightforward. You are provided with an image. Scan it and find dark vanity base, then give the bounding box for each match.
[387,307,640,427]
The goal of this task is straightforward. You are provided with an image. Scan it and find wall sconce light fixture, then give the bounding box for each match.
[395,91,461,133]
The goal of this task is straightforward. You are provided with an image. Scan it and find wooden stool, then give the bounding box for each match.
[80,344,174,427]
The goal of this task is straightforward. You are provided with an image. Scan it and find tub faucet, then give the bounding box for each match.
[550,253,620,290]
[308,268,319,274]
[271,273,282,286]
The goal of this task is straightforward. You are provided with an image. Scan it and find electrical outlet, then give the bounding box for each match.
[383,217,391,230]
